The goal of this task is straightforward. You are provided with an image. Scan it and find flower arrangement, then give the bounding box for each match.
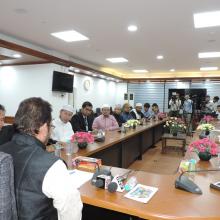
[201,115,214,123]
[164,117,186,135]
[125,119,140,128]
[197,123,215,131]
[189,138,218,156]
[158,112,166,120]
[71,132,94,149]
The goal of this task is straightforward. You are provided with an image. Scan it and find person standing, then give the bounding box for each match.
[51,105,74,142]
[0,97,82,220]
[92,104,119,131]
[169,95,181,117]
[71,101,94,132]
[183,95,193,135]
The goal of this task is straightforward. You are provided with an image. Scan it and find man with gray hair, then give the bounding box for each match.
[92,104,119,131]
[112,104,125,127]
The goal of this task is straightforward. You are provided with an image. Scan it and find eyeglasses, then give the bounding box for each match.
[50,124,55,129]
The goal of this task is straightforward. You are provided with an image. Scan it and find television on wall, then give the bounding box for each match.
[52,71,73,93]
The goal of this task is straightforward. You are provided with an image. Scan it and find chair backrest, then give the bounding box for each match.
[0,152,18,220]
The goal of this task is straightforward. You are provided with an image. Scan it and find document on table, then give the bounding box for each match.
[124,184,158,203]
[68,169,93,189]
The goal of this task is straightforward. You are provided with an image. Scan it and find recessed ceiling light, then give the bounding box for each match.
[13,54,22,58]
[92,74,97,77]
[147,80,151,83]
[0,62,2,65]
[200,67,218,71]
[175,79,179,82]
[133,69,148,73]
[51,30,89,42]
[116,80,120,83]
[156,55,164,60]
[206,79,210,82]
[74,69,80,73]
[128,25,138,32]
[170,69,175,72]
[198,52,220,58]
[100,75,106,78]
[106,57,128,63]
[194,11,220,28]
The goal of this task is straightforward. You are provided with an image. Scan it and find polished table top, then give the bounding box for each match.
[79,120,220,220]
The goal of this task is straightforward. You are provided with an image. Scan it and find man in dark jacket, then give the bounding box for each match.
[0,97,82,220]
[0,104,14,145]
[112,105,125,127]
[71,101,94,132]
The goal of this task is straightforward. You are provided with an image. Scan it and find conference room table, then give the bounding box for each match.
[61,119,220,220]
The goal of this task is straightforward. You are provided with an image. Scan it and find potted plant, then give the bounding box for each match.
[197,123,215,137]
[125,119,140,129]
[71,132,94,149]
[164,117,186,136]
[189,138,219,161]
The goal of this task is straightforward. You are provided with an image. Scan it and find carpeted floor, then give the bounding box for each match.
[129,138,192,175]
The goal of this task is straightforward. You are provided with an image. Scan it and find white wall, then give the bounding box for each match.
[0,63,127,117]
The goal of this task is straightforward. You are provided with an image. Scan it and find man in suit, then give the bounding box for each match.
[0,104,14,145]
[71,101,94,132]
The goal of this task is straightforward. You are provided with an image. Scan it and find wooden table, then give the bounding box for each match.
[161,133,186,156]
[61,119,165,168]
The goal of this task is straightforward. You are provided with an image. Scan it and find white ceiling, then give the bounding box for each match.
[1,0,220,74]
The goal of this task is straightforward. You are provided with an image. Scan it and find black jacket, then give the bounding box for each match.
[0,133,59,220]
[130,110,144,119]
[0,125,15,145]
[71,112,94,132]
[112,113,125,127]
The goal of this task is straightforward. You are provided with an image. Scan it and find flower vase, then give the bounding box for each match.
[205,130,210,136]
[198,152,211,161]
[172,132,177,136]
[77,142,88,149]
[132,124,136,129]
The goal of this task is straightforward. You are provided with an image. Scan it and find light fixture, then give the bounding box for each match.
[51,30,89,42]
[133,69,148,73]
[0,62,2,65]
[100,75,106,78]
[200,67,218,71]
[170,69,175,72]
[206,79,210,82]
[128,25,138,32]
[92,74,97,77]
[194,11,220,28]
[156,55,164,60]
[198,52,220,58]
[13,54,22,58]
[106,57,128,63]
[74,69,80,73]
[175,79,179,82]
[116,80,120,83]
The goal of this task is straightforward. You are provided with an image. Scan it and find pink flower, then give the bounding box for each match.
[71,132,94,144]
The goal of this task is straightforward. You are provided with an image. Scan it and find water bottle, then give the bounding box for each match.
[124,176,138,191]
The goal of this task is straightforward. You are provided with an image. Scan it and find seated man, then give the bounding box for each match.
[112,104,125,127]
[143,103,152,119]
[151,103,160,118]
[121,103,133,122]
[0,104,14,145]
[0,97,82,220]
[92,104,119,131]
[71,101,94,132]
[130,103,144,119]
[51,105,74,142]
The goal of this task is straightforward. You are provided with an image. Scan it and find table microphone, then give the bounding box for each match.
[175,168,220,194]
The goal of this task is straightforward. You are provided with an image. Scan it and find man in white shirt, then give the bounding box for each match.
[51,105,74,142]
[0,97,82,220]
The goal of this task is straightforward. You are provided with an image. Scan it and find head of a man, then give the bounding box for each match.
[114,105,122,115]
[144,103,150,112]
[14,97,52,144]
[185,95,190,100]
[205,95,210,102]
[135,103,142,113]
[102,104,110,117]
[0,104,5,130]
[81,101,93,117]
[123,103,130,113]
[152,103,159,113]
[60,105,74,123]
[213,96,219,103]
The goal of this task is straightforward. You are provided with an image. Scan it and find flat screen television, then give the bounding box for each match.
[52,71,73,93]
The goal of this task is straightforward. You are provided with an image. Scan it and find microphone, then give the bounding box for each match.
[175,168,220,194]
[107,182,118,193]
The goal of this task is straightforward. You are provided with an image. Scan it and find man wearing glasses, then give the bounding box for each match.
[71,101,94,132]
